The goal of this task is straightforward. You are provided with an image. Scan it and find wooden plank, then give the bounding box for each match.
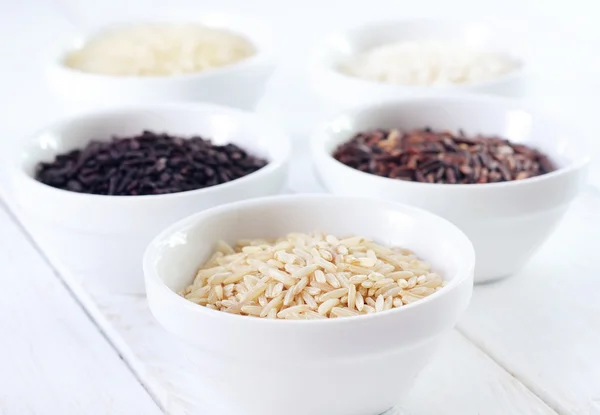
[404,331,557,415]
[0,201,163,415]
[459,189,600,415]
[84,292,556,415]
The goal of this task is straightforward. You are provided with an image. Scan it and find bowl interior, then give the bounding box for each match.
[148,196,473,295]
[319,20,525,73]
[319,98,587,170]
[22,105,288,178]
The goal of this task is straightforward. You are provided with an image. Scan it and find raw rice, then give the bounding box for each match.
[64,23,256,77]
[180,232,445,319]
[340,40,518,85]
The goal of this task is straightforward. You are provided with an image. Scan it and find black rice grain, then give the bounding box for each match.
[35,131,268,195]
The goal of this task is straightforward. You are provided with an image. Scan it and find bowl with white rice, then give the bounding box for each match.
[48,12,275,111]
[143,194,474,415]
[309,19,528,110]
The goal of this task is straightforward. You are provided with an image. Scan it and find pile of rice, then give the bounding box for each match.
[339,40,519,85]
[64,23,256,77]
[181,232,445,319]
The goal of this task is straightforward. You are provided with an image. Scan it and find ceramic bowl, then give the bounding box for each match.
[10,103,290,293]
[143,194,474,415]
[310,19,529,111]
[47,12,275,111]
[311,95,589,283]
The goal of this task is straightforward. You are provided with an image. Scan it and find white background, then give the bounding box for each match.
[1,0,600,414]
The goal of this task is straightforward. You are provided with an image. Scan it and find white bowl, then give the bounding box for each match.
[311,95,589,283]
[143,194,474,415]
[48,13,275,111]
[10,103,290,293]
[310,19,529,111]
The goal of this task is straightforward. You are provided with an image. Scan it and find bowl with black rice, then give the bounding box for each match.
[12,103,290,293]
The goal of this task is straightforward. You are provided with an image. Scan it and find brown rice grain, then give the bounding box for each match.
[284,263,302,274]
[384,295,393,310]
[302,291,318,309]
[304,310,327,319]
[336,245,349,255]
[310,281,336,292]
[216,240,235,255]
[375,295,385,312]
[278,305,312,318]
[377,264,396,273]
[189,297,209,305]
[314,269,327,283]
[283,287,296,306]
[326,234,340,245]
[304,286,321,296]
[363,305,376,314]
[349,274,368,284]
[241,305,263,316]
[361,280,375,288]
[243,274,260,287]
[331,307,360,317]
[260,294,285,317]
[335,273,351,289]
[368,272,386,282]
[292,276,310,296]
[348,284,357,310]
[207,287,218,303]
[242,245,263,254]
[214,284,224,300]
[388,270,414,280]
[241,283,267,302]
[319,249,334,261]
[409,286,435,296]
[355,291,364,311]
[265,268,295,286]
[373,278,395,289]
[319,287,348,302]
[267,259,285,269]
[402,295,421,305]
[258,294,268,307]
[318,298,340,315]
[292,264,320,279]
[382,286,403,298]
[325,273,341,288]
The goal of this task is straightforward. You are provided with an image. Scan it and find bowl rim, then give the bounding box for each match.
[311,17,529,90]
[310,94,591,190]
[143,193,476,326]
[50,12,275,82]
[13,102,291,202]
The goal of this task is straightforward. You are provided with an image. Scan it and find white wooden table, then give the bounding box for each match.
[1,1,599,414]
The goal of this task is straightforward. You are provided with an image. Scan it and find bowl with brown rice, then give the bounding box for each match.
[143,194,474,415]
